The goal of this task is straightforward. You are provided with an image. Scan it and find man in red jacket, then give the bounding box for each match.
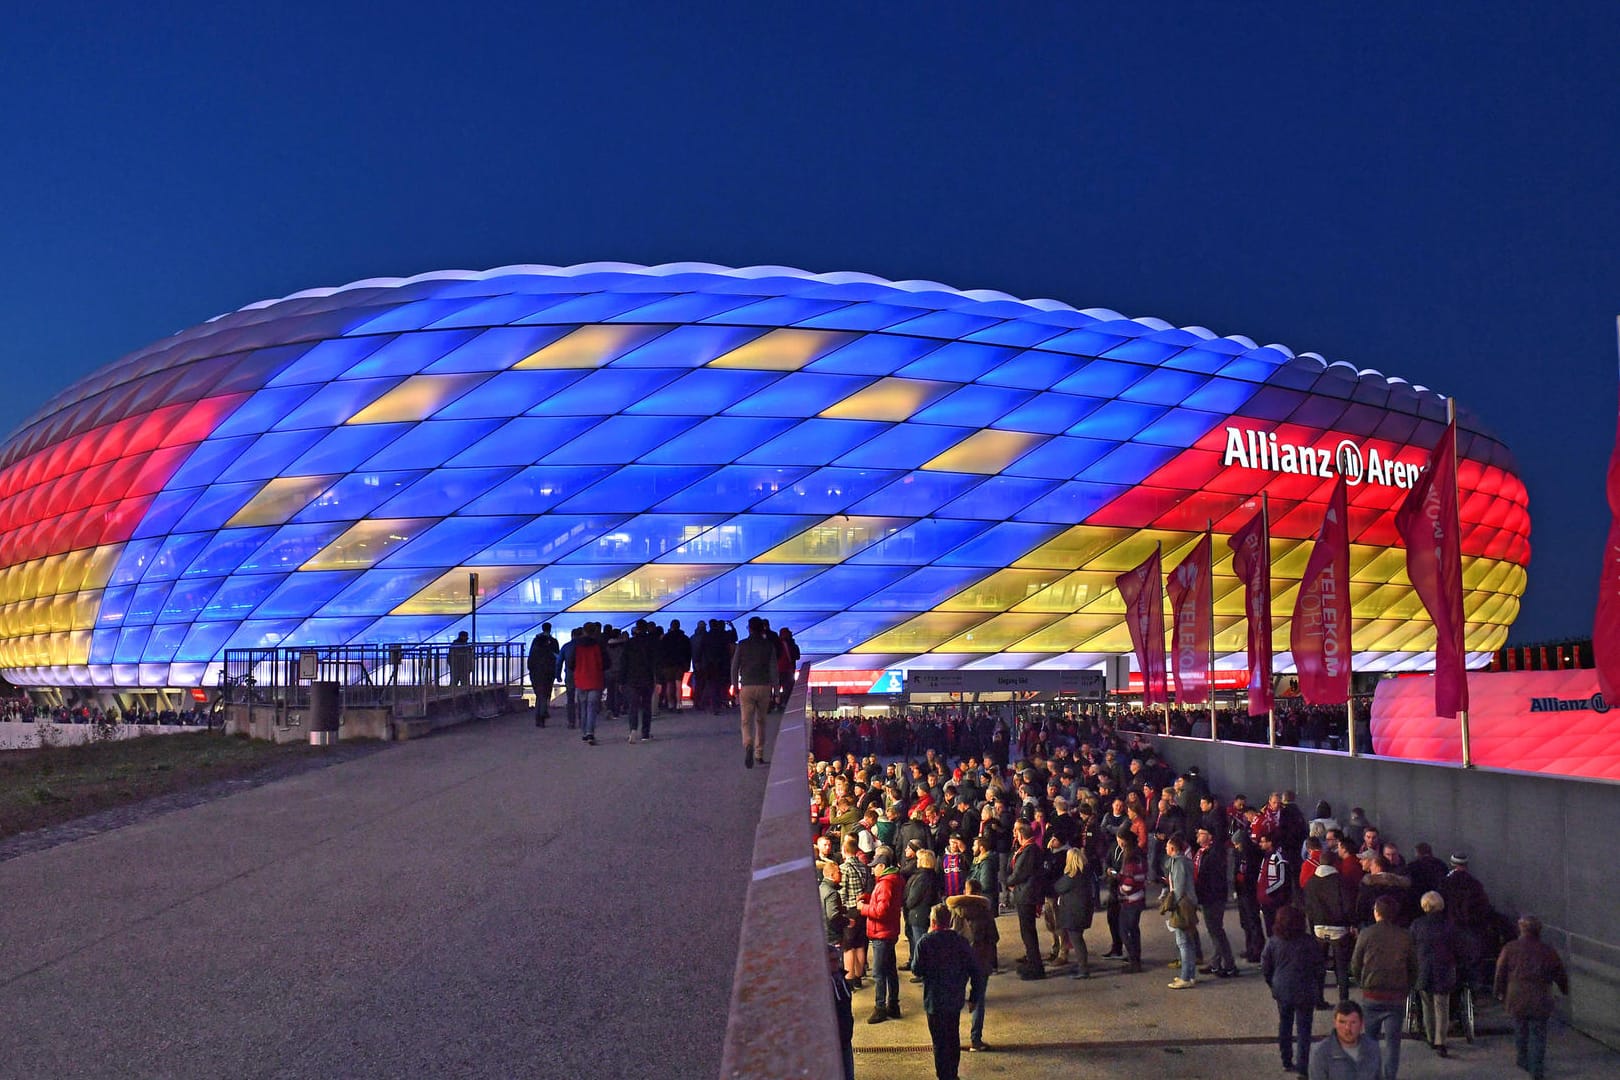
[570,622,607,745]
[858,845,905,1024]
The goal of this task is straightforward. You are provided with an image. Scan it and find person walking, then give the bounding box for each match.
[945,880,997,1052]
[911,902,986,1080]
[731,616,775,768]
[1493,913,1569,1080]
[570,623,607,745]
[527,623,558,726]
[1349,895,1416,1080]
[1263,905,1324,1077]
[1409,891,1459,1057]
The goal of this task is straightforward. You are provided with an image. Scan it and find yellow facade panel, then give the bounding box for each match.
[225,475,339,528]
[708,328,857,371]
[938,613,1061,652]
[513,324,665,369]
[391,565,534,615]
[570,564,722,611]
[301,518,435,571]
[756,516,908,564]
[920,429,1045,474]
[939,568,1067,611]
[853,611,988,653]
[820,378,952,422]
[1013,526,1134,570]
[347,373,487,424]
[1010,570,1118,613]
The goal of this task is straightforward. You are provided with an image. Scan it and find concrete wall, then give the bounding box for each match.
[0,721,200,751]
[1158,736,1620,1050]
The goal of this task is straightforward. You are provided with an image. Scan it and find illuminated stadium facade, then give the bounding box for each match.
[0,263,1529,691]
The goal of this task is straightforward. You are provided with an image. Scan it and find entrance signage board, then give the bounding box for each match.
[907,669,1105,697]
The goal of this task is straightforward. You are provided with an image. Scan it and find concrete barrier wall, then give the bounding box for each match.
[720,664,843,1079]
[1157,736,1620,1050]
[0,721,201,751]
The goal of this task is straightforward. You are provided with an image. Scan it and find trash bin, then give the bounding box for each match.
[309,681,339,746]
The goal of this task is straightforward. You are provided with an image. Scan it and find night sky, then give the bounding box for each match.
[2,4,1615,642]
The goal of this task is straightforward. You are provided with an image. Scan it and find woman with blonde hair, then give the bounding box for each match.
[1410,890,1459,1057]
[1052,844,1098,978]
[904,847,941,975]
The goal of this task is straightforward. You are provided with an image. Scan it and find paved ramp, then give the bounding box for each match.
[0,710,768,1079]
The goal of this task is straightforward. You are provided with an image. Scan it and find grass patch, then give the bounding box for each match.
[0,732,334,839]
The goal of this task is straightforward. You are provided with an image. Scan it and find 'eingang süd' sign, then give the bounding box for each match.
[906,669,1106,698]
[1222,427,1425,490]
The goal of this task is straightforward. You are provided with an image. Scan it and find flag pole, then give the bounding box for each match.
[1156,542,1169,737]
[1264,492,1276,749]
[1450,397,1473,768]
[1207,519,1217,742]
[1343,476,1358,759]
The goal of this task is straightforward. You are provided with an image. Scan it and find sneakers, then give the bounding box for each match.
[886,1003,901,1020]
[586,734,596,745]
[744,745,755,769]
[866,1009,887,1025]
[968,1040,991,1052]
[1167,977,1197,989]
[628,732,638,744]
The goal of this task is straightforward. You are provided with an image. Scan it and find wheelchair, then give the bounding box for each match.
[1404,984,1475,1044]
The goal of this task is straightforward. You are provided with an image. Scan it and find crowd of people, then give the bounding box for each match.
[807,708,1568,1080]
[1,700,206,727]
[524,615,800,763]
[810,698,1377,766]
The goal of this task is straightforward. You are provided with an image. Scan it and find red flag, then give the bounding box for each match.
[1597,369,1620,697]
[1291,477,1352,705]
[1116,548,1167,705]
[1167,531,1213,705]
[1394,418,1469,718]
[1228,507,1273,716]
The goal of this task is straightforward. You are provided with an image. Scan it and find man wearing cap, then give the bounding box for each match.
[1440,852,1492,991]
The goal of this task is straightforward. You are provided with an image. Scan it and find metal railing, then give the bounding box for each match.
[219,642,528,718]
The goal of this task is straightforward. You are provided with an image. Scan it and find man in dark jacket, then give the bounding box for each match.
[526,623,558,727]
[730,617,776,768]
[1194,826,1237,977]
[656,618,691,712]
[1493,914,1568,1080]
[1440,853,1492,990]
[620,621,660,742]
[1304,859,1355,1006]
[912,902,986,1080]
[1006,821,1046,979]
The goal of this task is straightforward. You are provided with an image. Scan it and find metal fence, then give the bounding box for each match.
[219,641,528,718]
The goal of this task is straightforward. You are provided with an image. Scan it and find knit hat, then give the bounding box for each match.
[1449,852,1469,867]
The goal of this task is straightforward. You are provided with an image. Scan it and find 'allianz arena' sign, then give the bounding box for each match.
[1222,427,1424,490]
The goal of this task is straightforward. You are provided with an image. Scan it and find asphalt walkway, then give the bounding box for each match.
[0,708,769,1079]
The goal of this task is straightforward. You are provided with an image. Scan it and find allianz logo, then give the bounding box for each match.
[1222,427,1424,489]
[1528,693,1609,714]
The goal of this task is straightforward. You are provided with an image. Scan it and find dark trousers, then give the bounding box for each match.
[1319,934,1353,1002]
[1514,1015,1548,1079]
[1237,891,1265,959]
[1276,1001,1313,1071]
[926,1008,963,1080]
[627,684,653,736]
[1202,900,1235,970]
[1016,904,1043,972]
[565,685,577,726]
[1119,902,1143,964]
[1106,900,1122,951]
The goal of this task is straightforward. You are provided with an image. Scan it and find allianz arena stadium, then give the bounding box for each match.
[0,263,1529,691]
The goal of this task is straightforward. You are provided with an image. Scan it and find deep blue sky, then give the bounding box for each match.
[2,4,1615,641]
